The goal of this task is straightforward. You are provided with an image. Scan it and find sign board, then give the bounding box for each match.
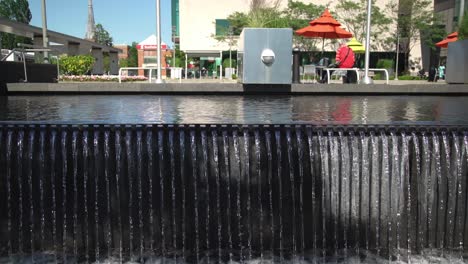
[137,44,167,50]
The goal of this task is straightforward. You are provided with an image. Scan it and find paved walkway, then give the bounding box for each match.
[163,78,449,85]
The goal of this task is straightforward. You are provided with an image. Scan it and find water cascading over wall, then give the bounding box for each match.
[0,124,467,263]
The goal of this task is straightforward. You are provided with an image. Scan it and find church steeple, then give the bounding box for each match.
[85,0,95,41]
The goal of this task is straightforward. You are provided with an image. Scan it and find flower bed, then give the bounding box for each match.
[60,75,148,82]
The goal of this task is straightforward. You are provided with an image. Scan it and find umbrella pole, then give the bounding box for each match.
[321,38,325,55]
[362,0,373,84]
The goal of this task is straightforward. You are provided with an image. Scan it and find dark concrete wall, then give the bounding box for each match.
[0,61,58,83]
[435,0,455,12]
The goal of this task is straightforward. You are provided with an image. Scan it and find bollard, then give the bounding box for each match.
[292,47,301,84]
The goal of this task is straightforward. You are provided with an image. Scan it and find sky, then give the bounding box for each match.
[28,0,173,46]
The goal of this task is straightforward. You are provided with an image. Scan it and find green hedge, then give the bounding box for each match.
[223,58,236,69]
[59,55,95,75]
[397,75,424,80]
[459,11,468,40]
[376,59,393,69]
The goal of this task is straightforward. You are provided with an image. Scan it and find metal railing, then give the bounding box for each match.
[1,48,29,82]
[1,44,60,83]
[367,68,389,84]
[118,67,157,83]
[325,68,361,84]
[325,67,389,84]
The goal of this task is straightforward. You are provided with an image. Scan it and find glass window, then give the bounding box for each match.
[144,56,158,64]
[215,19,230,36]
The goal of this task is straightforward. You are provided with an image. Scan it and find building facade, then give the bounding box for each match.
[435,0,467,32]
[173,0,439,73]
[114,44,129,61]
[136,35,171,77]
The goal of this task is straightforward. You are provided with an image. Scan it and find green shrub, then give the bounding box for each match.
[59,55,95,75]
[119,58,129,68]
[223,58,236,69]
[231,74,237,80]
[397,75,423,80]
[376,59,393,69]
[459,11,468,40]
[49,57,59,65]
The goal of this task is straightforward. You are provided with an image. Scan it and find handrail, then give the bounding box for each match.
[23,47,60,82]
[324,68,390,84]
[325,68,361,84]
[2,45,60,82]
[367,68,389,84]
[118,67,157,83]
[1,49,17,62]
[1,48,28,82]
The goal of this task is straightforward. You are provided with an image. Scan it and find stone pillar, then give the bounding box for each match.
[109,52,119,75]
[91,47,104,75]
[138,49,144,76]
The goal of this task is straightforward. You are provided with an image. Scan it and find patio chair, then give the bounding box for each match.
[302,64,318,83]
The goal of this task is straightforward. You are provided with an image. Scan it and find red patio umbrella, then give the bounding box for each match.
[295,9,353,53]
[436,31,458,48]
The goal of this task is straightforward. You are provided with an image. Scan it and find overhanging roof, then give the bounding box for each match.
[184,50,222,58]
[0,17,121,53]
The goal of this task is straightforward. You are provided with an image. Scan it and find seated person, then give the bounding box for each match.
[438,65,445,80]
[316,57,330,82]
[318,57,330,67]
[319,41,356,83]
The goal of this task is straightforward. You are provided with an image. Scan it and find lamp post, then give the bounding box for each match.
[41,0,49,62]
[172,26,176,68]
[228,27,233,79]
[156,0,164,83]
[395,30,399,80]
[361,0,373,84]
[460,0,465,26]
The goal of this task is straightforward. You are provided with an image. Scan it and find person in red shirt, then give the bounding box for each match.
[319,40,356,83]
[336,41,356,83]
[336,42,355,69]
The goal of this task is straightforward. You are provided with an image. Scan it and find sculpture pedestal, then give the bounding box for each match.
[446,39,468,84]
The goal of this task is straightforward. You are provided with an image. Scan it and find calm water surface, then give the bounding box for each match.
[0,95,467,125]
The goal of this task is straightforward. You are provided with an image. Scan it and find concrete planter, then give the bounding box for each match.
[0,61,58,83]
[446,39,468,84]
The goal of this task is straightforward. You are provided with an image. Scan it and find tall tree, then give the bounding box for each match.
[0,0,31,23]
[333,0,392,50]
[221,1,328,52]
[127,42,138,67]
[386,0,445,70]
[216,0,287,59]
[283,0,325,52]
[458,11,468,40]
[94,23,113,46]
[225,12,249,35]
[119,42,138,68]
[0,0,32,49]
[223,0,287,34]
[246,0,287,28]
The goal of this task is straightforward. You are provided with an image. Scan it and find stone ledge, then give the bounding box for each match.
[6,82,468,94]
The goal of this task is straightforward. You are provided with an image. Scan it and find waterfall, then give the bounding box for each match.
[0,125,467,263]
[222,129,233,262]
[83,129,90,263]
[190,129,200,263]
[115,129,123,262]
[180,129,187,262]
[71,130,78,259]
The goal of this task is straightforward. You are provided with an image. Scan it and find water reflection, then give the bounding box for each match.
[0,95,467,125]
